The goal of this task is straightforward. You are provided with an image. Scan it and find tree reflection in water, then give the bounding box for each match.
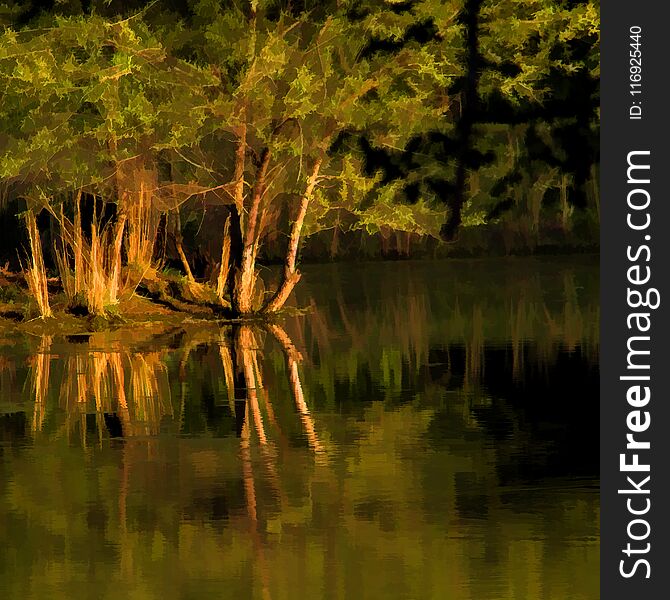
[22,324,329,600]
[1,260,599,600]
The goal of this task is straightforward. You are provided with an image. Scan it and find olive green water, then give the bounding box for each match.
[0,257,599,600]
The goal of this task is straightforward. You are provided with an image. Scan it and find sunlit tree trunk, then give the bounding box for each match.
[233,148,271,315]
[264,157,322,313]
[227,120,247,314]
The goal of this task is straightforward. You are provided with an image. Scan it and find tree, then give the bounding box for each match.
[0,11,220,315]
[350,0,599,243]
[0,0,600,317]
[135,0,455,314]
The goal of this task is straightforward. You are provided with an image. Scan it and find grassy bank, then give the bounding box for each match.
[0,270,219,337]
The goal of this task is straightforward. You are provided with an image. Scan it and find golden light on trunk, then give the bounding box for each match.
[264,157,322,313]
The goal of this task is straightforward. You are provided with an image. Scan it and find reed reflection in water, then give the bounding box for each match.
[0,258,598,600]
[29,338,172,443]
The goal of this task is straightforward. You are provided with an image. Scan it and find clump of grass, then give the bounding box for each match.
[123,173,162,295]
[52,192,128,316]
[126,179,160,270]
[23,210,52,318]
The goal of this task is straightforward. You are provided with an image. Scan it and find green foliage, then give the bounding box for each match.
[0,14,215,198]
[0,0,599,254]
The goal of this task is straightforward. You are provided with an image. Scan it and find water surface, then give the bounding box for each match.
[0,257,599,599]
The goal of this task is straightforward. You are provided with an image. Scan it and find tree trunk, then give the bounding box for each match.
[216,216,231,303]
[440,0,482,241]
[227,205,244,300]
[173,210,195,282]
[560,174,569,233]
[228,124,247,312]
[234,119,247,218]
[591,163,600,224]
[264,157,322,313]
[330,218,339,258]
[233,148,271,315]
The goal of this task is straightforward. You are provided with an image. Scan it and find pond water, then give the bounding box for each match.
[0,257,599,600]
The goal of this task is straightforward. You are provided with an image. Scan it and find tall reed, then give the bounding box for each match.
[125,175,161,274]
[52,192,128,315]
[23,210,52,318]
